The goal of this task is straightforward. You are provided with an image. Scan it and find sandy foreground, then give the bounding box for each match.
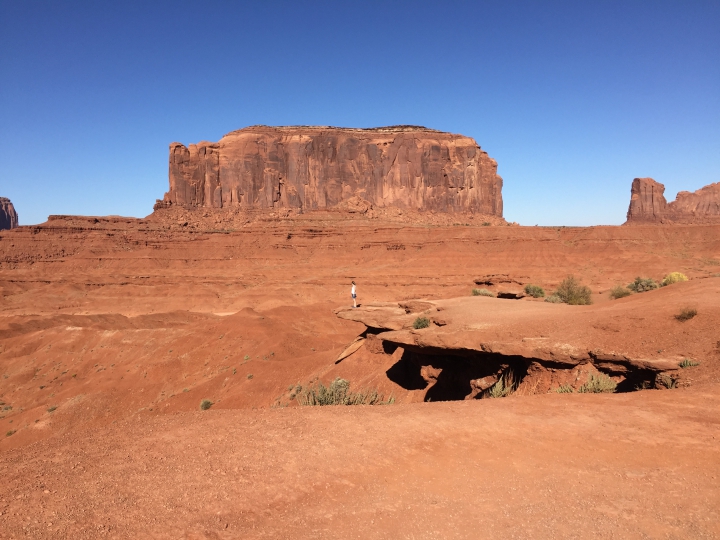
[1,386,718,539]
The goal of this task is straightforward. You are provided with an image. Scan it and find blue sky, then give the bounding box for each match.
[1,1,718,225]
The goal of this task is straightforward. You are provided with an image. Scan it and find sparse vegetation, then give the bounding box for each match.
[544,294,563,303]
[472,288,494,297]
[554,276,593,305]
[609,285,632,300]
[199,399,213,410]
[524,284,545,298]
[679,358,699,368]
[658,375,678,389]
[555,384,574,393]
[485,370,516,398]
[247,374,253,379]
[413,316,430,329]
[661,272,688,287]
[47,406,56,413]
[6,430,15,437]
[578,373,616,393]
[675,307,697,321]
[296,378,394,406]
[627,277,659,293]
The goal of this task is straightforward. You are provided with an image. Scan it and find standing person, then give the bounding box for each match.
[351,281,357,308]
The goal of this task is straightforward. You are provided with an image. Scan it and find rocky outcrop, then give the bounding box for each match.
[157,125,503,216]
[0,198,18,230]
[626,178,720,224]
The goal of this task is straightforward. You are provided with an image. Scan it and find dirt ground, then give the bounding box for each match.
[1,211,719,538]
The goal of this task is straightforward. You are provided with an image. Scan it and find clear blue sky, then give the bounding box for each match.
[1,1,718,225]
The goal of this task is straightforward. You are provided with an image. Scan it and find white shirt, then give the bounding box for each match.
[351,284,356,295]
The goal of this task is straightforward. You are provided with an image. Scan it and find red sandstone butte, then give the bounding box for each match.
[157,125,503,216]
[626,177,720,224]
[0,197,18,230]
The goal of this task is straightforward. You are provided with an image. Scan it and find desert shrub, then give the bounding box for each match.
[658,375,678,389]
[661,272,688,287]
[472,288,494,297]
[485,370,516,398]
[555,384,574,393]
[578,373,616,394]
[297,378,394,406]
[47,406,57,413]
[524,284,545,298]
[675,307,697,321]
[679,358,699,368]
[247,373,254,379]
[554,276,593,305]
[413,316,430,329]
[627,277,659,293]
[544,294,563,303]
[6,430,15,437]
[609,285,632,300]
[199,399,213,410]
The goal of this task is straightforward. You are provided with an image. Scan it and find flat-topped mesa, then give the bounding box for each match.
[626,177,720,224]
[0,197,18,230]
[157,125,503,216]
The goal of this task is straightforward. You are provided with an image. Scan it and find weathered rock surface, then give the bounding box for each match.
[158,125,503,216]
[626,177,720,224]
[0,197,18,230]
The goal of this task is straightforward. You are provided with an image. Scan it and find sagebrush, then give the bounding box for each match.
[627,277,658,293]
[578,373,616,393]
[524,284,545,298]
[609,285,632,300]
[413,316,430,329]
[554,276,592,305]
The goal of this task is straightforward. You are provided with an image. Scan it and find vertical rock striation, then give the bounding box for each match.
[0,198,18,230]
[158,125,503,216]
[626,177,720,224]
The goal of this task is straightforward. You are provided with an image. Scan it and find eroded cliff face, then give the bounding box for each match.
[626,177,720,224]
[158,125,503,216]
[0,198,18,230]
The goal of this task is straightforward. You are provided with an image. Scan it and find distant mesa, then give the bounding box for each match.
[625,177,720,224]
[0,197,18,230]
[156,125,503,216]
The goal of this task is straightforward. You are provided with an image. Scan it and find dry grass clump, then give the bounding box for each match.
[297,378,394,406]
[675,307,697,321]
[627,277,658,293]
[555,384,574,393]
[544,294,563,303]
[661,272,688,287]
[484,370,516,398]
[609,285,632,300]
[199,399,213,410]
[472,288,495,297]
[413,316,430,329]
[578,373,616,393]
[553,276,592,305]
[524,284,545,298]
[658,375,678,389]
[679,358,699,368]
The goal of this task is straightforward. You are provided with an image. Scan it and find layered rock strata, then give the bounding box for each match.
[158,125,503,216]
[0,198,18,230]
[626,177,720,224]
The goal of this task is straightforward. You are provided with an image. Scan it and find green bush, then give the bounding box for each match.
[578,373,616,393]
[472,288,495,297]
[413,317,430,329]
[627,277,659,293]
[554,276,592,305]
[661,272,688,287]
[544,294,563,303]
[297,378,394,406]
[609,285,632,300]
[679,358,699,368]
[199,399,213,410]
[524,284,545,298]
[675,307,697,321]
